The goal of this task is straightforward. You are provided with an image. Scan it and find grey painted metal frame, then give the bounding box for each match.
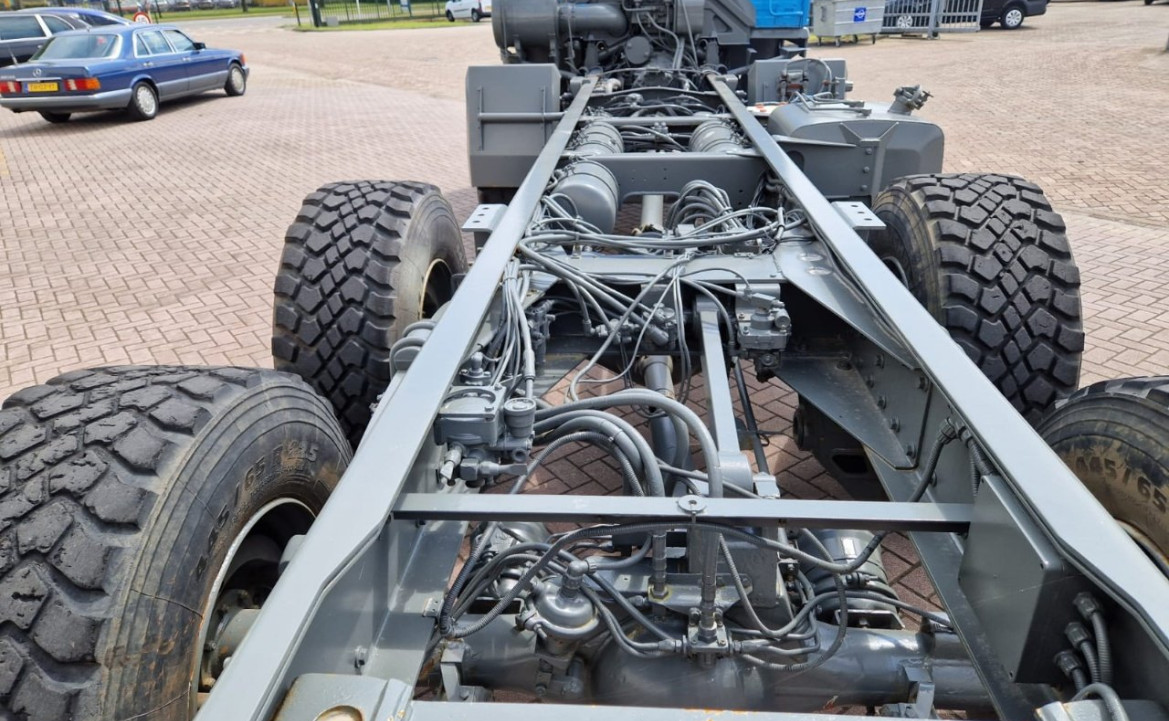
[195,76,601,721]
[393,493,974,530]
[199,69,1169,721]
[708,72,1169,657]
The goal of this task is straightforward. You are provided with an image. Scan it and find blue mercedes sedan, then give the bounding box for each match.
[0,24,247,123]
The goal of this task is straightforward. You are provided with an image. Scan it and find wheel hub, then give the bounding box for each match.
[191,498,314,713]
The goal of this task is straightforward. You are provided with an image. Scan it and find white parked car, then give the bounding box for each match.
[444,0,491,22]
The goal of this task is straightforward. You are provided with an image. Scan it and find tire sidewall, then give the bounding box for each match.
[385,193,468,341]
[1039,395,1169,555]
[870,185,945,322]
[100,380,348,719]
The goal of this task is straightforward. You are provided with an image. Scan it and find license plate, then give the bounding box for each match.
[26,82,59,93]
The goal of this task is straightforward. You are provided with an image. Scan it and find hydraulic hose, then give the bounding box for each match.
[441,430,630,633]
[1072,683,1130,721]
[545,416,645,474]
[1078,639,1101,685]
[537,390,723,497]
[534,409,665,496]
[448,522,683,638]
[1089,611,1113,685]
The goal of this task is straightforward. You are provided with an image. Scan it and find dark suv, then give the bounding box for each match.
[0,11,85,67]
[883,0,1047,30]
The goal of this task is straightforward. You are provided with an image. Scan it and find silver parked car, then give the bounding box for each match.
[0,10,86,67]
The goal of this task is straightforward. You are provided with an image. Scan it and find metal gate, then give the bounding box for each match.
[881,0,983,36]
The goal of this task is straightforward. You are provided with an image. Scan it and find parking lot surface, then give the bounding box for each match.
[1,3,1168,615]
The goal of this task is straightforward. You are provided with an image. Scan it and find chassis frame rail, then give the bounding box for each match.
[196,72,1169,721]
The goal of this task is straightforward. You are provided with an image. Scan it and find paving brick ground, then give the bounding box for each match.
[1,0,1167,671]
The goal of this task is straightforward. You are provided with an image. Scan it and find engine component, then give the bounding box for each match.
[550,161,621,234]
[690,119,747,154]
[766,99,944,201]
[572,122,624,157]
[736,296,792,352]
[435,385,535,476]
[522,564,600,644]
[799,529,900,629]
[493,0,629,55]
[624,35,653,66]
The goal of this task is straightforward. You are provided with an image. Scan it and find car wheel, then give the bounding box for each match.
[1001,5,1024,28]
[893,13,915,29]
[225,63,246,97]
[471,7,481,21]
[445,9,454,20]
[127,81,159,121]
[38,111,72,124]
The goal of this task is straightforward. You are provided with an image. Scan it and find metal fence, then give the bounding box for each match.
[310,0,443,24]
[881,0,983,36]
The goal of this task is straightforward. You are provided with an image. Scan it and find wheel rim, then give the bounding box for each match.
[881,257,910,287]
[1118,520,1169,578]
[1004,8,1022,25]
[420,258,454,318]
[190,498,315,713]
[229,67,244,93]
[136,85,157,116]
[895,14,913,28]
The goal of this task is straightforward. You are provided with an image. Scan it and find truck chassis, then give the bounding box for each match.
[0,2,1167,720]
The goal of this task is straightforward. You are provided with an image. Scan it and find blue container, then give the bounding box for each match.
[753,0,811,27]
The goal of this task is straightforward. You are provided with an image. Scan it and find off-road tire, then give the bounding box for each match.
[127,82,158,122]
[224,63,246,97]
[0,365,350,721]
[1039,377,1169,568]
[38,112,71,124]
[870,173,1084,423]
[272,181,468,446]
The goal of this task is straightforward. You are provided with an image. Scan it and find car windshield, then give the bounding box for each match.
[32,34,121,61]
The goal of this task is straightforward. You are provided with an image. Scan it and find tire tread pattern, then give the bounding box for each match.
[271,180,445,444]
[877,173,1085,422]
[1058,376,1169,410]
[0,366,309,721]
